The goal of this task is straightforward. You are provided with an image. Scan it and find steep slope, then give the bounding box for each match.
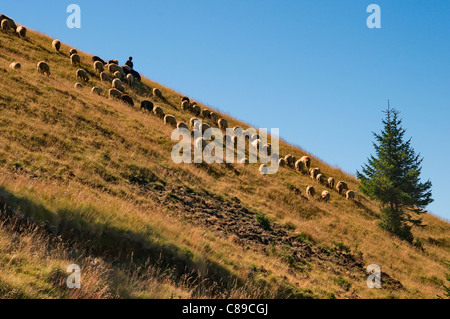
[0,22,449,299]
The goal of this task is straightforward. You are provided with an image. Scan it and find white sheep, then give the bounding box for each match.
[346,190,355,201]
[306,186,315,197]
[153,106,165,118]
[181,100,190,111]
[164,115,177,127]
[218,118,228,130]
[112,78,125,92]
[16,26,26,37]
[108,88,123,99]
[336,181,348,195]
[191,104,201,116]
[316,174,324,184]
[177,122,189,130]
[190,117,200,128]
[321,191,330,203]
[1,19,10,32]
[91,87,102,95]
[310,168,321,179]
[9,62,21,70]
[259,164,269,175]
[74,83,83,89]
[37,61,50,76]
[69,49,78,55]
[300,156,311,169]
[93,61,104,73]
[108,64,125,77]
[295,160,304,172]
[126,74,134,86]
[76,69,89,82]
[52,39,61,52]
[100,71,112,82]
[327,177,335,189]
[70,54,81,66]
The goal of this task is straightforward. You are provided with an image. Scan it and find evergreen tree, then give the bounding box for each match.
[357,103,433,242]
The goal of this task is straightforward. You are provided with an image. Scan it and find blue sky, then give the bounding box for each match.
[2,1,449,220]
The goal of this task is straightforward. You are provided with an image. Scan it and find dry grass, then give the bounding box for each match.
[0,25,448,299]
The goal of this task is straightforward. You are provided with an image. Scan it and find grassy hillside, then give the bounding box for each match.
[0,22,449,299]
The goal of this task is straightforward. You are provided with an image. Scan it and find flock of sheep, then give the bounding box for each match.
[2,14,356,204]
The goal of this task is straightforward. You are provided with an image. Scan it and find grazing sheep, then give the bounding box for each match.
[181,100,190,111]
[16,26,26,37]
[126,74,134,86]
[108,88,123,99]
[100,71,112,82]
[177,122,189,130]
[70,54,81,66]
[91,86,102,95]
[295,160,304,172]
[210,112,219,123]
[310,168,321,179]
[202,109,211,118]
[195,137,207,151]
[0,15,16,31]
[191,104,201,116]
[74,83,83,89]
[76,69,89,82]
[93,61,104,73]
[251,138,261,150]
[262,143,272,156]
[164,115,177,127]
[199,123,210,134]
[250,133,260,142]
[238,157,249,165]
[233,126,244,136]
[122,94,134,106]
[181,96,190,103]
[278,158,286,167]
[153,88,162,98]
[9,62,21,70]
[306,186,315,197]
[52,40,61,52]
[218,118,228,130]
[112,78,125,92]
[114,71,123,80]
[284,154,294,167]
[316,174,324,184]
[108,59,119,65]
[259,164,269,175]
[153,106,165,118]
[108,64,124,77]
[92,56,107,65]
[141,100,154,112]
[37,61,50,76]
[69,49,77,55]
[327,177,335,189]
[346,190,355,201]
[321,191,330,203]
[336,181,349,195]
[190,117,200,128]
[1,19,10,32]
[300,156,311,169]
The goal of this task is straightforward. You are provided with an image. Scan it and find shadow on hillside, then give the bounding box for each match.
[0,186,250,297]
